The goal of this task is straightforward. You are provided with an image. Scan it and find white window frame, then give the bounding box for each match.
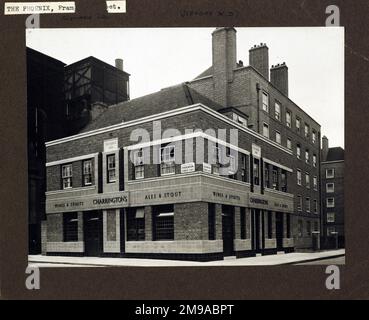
[83,160,92,186]
[296,145,301,160]
[275,101,281,121]
[275,131,281,144]
[62,164,73,189]
[327,197,335,208]
[312,131,316,144]
[305,150,310,164]
[286,111,291,128]
[296,118,301,131]
[313,176,318,191]
[263,122,269,138]
[134,165,145,179]
[326,168,335,179]
[326,183,335,193]
[297,169,302,186]
[107,154,116,183]
[327,212,335,223]
[262,92,269,113]
[287,138,292,150]
[313,154,317,167]
[304,123,310,138]
[305,173,310,189]
[160,145,176,176]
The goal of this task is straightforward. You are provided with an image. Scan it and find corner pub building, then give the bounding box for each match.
[43,28,321,261]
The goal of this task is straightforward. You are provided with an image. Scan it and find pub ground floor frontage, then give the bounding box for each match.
[43,174,321,261]
[42,203,297,261]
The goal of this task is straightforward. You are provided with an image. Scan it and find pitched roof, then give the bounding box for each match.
[326,147,345,161]
[193,62,244,80]
[194,66,213,79]
[81,83,223,132]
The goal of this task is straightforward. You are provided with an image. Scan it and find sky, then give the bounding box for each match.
[26,27,344,148]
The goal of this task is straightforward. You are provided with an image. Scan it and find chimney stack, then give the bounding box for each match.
[115,58,124,71]
[212,27,237,107]
[322,136,329,161]
[270,62,289,96]
[249,43,269,80]
[90,102,108,121]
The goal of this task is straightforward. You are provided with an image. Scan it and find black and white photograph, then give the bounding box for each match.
[26,26,345,267]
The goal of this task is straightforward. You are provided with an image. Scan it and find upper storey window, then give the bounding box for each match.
[275,102,281,121]
[262,92,269,113]
[62,164,72,189]
[83,160,92,186]
[326,168,335,179]
[305,123,310,138]
[263,123,269,138]
[312,130,317,144]
[296,118,301,132]
[286,111,292,128]
[107,154,116,183]
[160,145,176,176]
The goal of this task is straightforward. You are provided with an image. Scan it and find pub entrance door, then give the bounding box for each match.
[251,209,262,253]
[276,212,284,251]
[222,205,234,257]
[84,211,103,256]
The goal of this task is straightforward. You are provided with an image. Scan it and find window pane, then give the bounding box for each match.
[154,207,174,241]
[263,123,269,138]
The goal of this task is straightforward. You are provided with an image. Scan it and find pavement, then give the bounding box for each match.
[295,255,345,265]
[28,249,345,267]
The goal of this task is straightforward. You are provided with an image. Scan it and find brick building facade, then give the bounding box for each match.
[320,136,344,248]
[43,28,322,261]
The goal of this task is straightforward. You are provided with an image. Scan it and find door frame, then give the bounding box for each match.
[222,205,235,257]
[83,210,103,257]
[275,212,284,251]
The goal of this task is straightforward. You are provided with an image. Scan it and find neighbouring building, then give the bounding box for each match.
[63,56,130,135]
[320,136,344,249]
[27,48,66,254]
[27,48,130,253]
[42,28,322,261]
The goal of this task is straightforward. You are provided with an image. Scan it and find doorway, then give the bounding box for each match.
[275,212,284,251]
[251,209,262,253]
[222,205,234,256]
[84,211,103,256]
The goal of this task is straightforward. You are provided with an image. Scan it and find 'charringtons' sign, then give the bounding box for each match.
[46,192,129,213]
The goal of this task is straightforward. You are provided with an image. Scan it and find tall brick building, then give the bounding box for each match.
[27,49,130,253]
[43,28,322,260]
[320,136,344,248]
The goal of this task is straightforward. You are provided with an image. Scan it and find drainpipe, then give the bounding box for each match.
[256,83,261,134]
